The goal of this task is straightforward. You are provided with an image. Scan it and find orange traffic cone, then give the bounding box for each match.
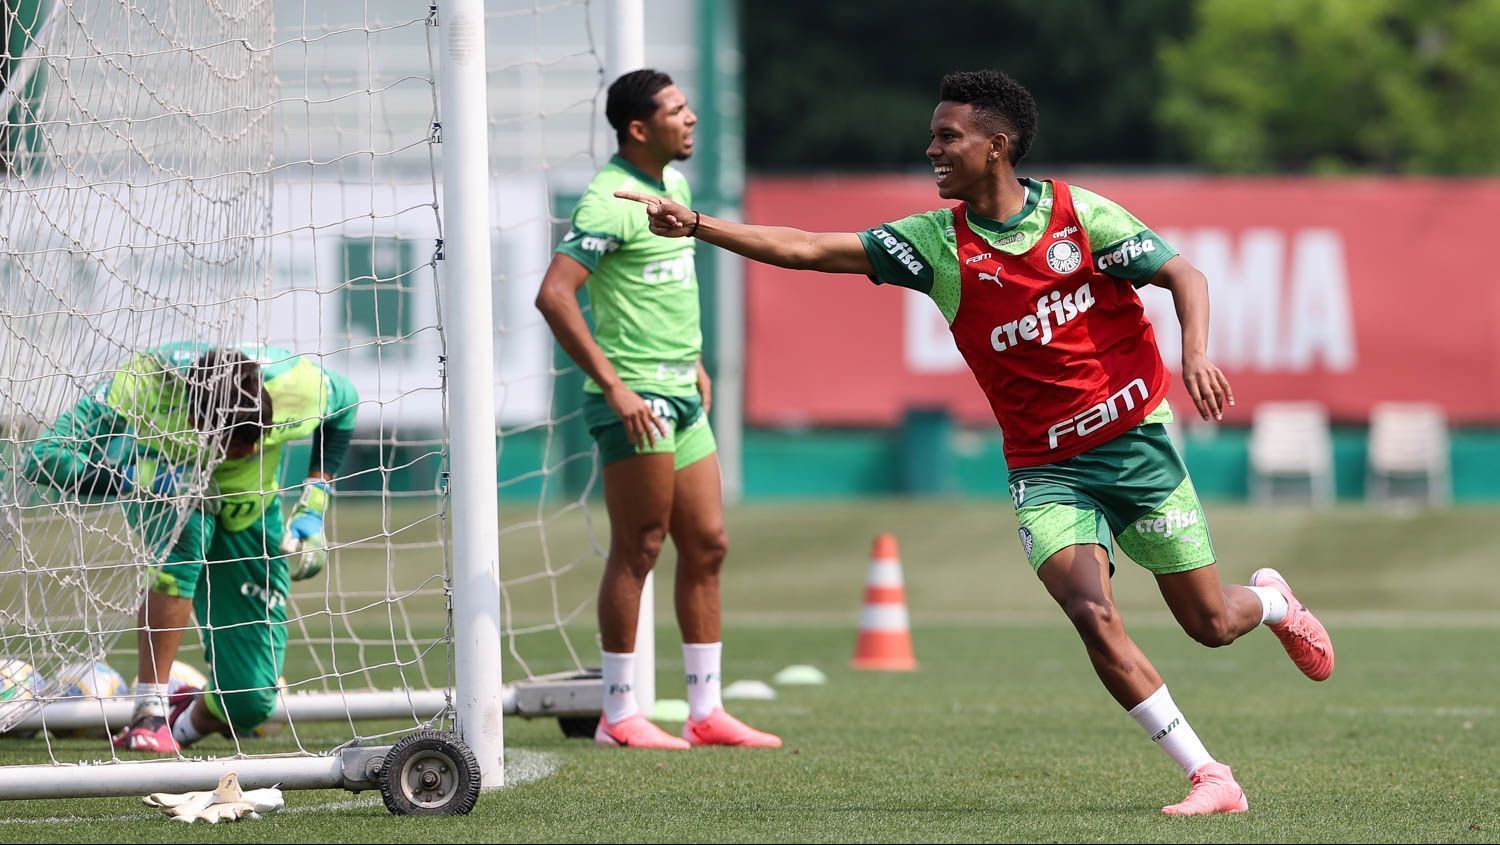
[851,533,917,671]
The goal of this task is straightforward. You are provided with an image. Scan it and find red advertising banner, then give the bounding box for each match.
[743,175,1500,426]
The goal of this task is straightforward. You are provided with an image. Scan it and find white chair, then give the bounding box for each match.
[1367,402,1450,505]
[1250,401,1335,505]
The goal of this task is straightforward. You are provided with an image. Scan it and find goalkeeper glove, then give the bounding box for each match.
[144,772,284,823]
[280,480,330,581]
[123,457,187,497]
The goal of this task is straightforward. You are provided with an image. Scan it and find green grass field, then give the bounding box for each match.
[1,500,1497,842]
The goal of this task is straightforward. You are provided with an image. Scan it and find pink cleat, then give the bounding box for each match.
[1251,567,1335,681]
[682,708,782,748]
[594,713,690,750]
[111,714,179,754]
[1162,762,1248,816]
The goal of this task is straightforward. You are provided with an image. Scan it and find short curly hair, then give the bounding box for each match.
[938,70,1039,165]
[606,69,675,147]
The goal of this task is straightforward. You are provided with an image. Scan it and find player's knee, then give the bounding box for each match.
[1063,596,1118,644]
[1182,613,1236,648]
[691,528,728,574]
[214,684,277,732]
[639,522,670,559]
[616,522,668,574]
[679,541,727,587]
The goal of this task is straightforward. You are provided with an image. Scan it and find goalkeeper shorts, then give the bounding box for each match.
[145,501,288,732]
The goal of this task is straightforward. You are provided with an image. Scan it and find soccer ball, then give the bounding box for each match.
[59,661,128,699]
[0,659,44,739]
[54,661,128,739]
[131,659,209,694]
[166,660,209,695]
[0,659,42,702]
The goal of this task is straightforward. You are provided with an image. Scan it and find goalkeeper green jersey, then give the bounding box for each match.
[554,155,701,397]
[37,342,359,532]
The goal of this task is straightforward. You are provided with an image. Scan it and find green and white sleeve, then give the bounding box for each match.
[1071,185,1177,286]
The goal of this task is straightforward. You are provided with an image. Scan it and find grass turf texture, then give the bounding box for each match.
[0,501,1496,841]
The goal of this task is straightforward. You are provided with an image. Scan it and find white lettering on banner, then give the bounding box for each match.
[904,289,964,373]
[1137,227,1356,373]
[1177,228,1283,370]
[1285,229,1355,371]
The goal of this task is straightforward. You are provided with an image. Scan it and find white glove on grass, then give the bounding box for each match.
[143,772,284,823]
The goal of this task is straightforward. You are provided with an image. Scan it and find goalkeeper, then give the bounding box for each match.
[26,343,359,753]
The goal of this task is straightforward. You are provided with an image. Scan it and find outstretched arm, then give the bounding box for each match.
[1146,255,1235,421]
[613,190,874,275]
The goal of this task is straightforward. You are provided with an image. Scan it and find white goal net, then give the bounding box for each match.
[0,0,613,783]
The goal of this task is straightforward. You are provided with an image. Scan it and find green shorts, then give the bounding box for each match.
[582,390,717,470]
[142,499,288,732]
[1007,422,1216,577]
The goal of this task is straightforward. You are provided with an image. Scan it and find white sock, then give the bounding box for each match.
[601,650,639,724]
[683,642,723,721]
[171,699,204,745]
[1128,684,1215,777]
[133,682,169,720]
[1248,585,1289,625]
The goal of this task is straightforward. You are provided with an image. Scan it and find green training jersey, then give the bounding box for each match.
[554,155,700,397]
[103,342,358,531]
[856,178,1177,323]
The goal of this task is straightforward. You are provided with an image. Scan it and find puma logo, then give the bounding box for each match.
[977,270,1001,285]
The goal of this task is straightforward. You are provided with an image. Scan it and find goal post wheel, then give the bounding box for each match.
[378,729,481,816]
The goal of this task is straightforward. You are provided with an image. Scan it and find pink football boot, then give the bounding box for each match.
[1162,762,1249,816]
[682,708,782,748]
[1252,567,1335,681]
[594,713,691,750]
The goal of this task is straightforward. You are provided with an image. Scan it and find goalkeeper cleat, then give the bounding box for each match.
[682,708,782,748]
[594,713,690,750]
[1162,762,1248,816]
[112,714,179,754]
[1251,567,1335,681]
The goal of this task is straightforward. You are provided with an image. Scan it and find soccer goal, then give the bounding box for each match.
[0,0,625,813]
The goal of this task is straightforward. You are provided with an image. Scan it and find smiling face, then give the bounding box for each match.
[638,84,697,162]
[926,101,1010,201]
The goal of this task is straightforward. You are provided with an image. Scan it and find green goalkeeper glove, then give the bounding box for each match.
[280,480,330,580]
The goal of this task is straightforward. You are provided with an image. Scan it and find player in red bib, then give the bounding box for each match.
[618,69,1334,815]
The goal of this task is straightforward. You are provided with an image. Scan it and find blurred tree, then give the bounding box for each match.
[1159,0,1500,173]
[741,0,1194,171]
